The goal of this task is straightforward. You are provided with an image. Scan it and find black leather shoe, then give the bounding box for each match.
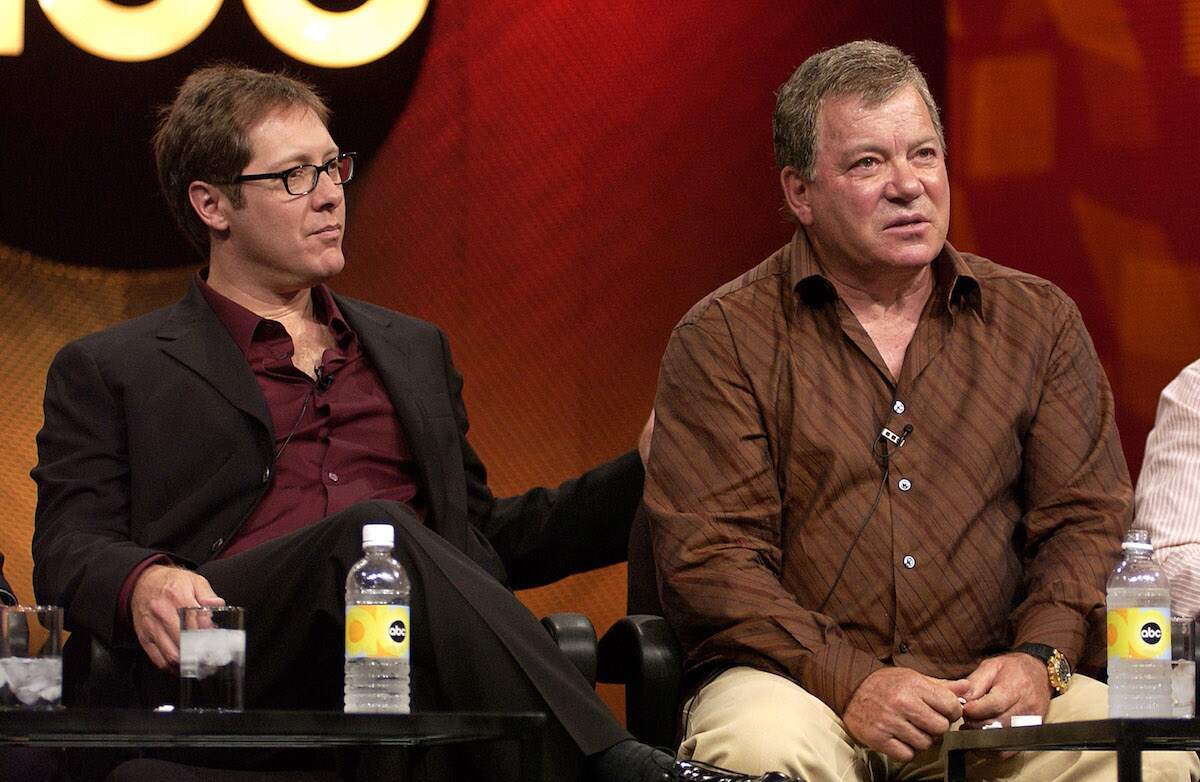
[667,759,801,782]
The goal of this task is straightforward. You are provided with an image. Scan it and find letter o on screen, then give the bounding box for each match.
[38,0,223,62]
[242,0,429,69]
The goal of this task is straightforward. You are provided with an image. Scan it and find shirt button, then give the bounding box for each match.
[893,400,906,415]
[262,467,271,484]
[898,642,910,654]
[902,554,916,569]
[898,478,912,492]
[328,472,339,483]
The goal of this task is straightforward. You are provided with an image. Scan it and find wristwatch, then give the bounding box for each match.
[1015,642,1072,696]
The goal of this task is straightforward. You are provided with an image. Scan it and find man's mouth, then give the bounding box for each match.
[885,215,928,230]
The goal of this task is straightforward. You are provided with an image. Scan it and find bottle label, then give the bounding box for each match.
[345,604,410,660]
[1107,606,1170,660]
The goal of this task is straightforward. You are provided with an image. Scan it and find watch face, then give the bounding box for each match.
[1049,651,1071,692]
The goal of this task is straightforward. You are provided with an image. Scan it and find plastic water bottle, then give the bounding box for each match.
[1107,528,1172,717]
[344,523,411,713]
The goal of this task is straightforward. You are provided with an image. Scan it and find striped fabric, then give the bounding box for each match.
[644,228,1128,716]
[1135,359,1200,619]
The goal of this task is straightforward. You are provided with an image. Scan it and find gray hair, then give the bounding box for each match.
[773,40,944,179]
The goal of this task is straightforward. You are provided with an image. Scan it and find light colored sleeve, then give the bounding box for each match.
[1136,359,1200,619]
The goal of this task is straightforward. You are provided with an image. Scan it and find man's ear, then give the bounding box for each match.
[187,181,231,232]
[780,166,814,225]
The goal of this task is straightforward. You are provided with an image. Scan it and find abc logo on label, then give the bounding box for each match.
[1107,607,1170,660]
[345,605,410,660]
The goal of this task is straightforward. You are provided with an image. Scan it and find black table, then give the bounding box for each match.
[943,719,1200,782]
[0,708,546,781]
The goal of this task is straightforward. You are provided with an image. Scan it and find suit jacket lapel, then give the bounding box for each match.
[336,296,464,552]
[156,282,273,435]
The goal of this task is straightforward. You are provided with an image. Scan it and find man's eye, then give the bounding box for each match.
[854,157,878,169]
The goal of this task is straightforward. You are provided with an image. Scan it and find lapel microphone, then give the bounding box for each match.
[315,366,336,393]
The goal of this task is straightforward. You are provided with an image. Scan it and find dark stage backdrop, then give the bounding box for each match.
[947,1,1200,477]
[8,0,1199,728]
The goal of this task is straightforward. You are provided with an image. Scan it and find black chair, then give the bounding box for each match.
[596,507,683,750]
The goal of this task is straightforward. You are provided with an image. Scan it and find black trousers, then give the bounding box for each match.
[91,501,629,780]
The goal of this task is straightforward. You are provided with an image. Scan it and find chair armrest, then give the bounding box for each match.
[541,612,597,687]
[597,614,682,748]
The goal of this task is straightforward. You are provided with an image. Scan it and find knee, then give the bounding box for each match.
[339,500,421,532]
[684,687,854,778]
[326,501,423,547]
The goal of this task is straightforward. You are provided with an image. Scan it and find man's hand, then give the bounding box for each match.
[130,565,224,670]
[637,410,655,466]
[842,667,969,762]
[961,652,1051,728]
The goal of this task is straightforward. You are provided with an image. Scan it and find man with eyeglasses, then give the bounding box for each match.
[31,64,681,781]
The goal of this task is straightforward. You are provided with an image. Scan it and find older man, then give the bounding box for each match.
[644,40,1198,781]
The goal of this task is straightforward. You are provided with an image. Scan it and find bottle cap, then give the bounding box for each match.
[1123,529,1152,551]
[362,523,394,548]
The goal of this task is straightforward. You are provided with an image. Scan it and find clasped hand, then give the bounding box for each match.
[130,564,224,670]
[843,653,1050,763]
[843,667,969,762]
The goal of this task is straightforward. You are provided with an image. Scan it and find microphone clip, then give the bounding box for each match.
[879,425,911,448]
[315,366,335,393]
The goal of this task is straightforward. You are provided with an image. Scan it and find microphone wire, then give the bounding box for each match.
[816,422,911,615]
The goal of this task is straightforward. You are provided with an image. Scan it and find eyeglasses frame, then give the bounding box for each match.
[229,151,357,196]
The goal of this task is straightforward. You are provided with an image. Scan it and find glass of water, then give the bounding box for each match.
[179,605,245,711]
[0,605,63,709]
[1171,615,1195,719]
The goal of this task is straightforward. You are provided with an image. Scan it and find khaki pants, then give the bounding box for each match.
[680,667,1200,781]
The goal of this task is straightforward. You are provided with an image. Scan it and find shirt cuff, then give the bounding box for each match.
[799,641,888,716]
[116,554,174,628]
[1013,605,1088,667]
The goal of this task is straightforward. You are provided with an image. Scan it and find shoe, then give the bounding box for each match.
[667,759,800,782]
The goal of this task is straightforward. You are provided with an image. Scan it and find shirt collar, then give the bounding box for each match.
[788,228,982,315]
[196,269,355,356]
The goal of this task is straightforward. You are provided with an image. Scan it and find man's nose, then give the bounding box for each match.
[310,167,344,208]
[884,160,923,202]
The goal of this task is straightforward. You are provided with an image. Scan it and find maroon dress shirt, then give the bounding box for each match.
[118,274,423,623]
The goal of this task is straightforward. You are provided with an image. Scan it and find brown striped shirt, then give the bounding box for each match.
[644,228,1128,716]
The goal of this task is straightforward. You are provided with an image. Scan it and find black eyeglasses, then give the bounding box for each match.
[230,152,357,196]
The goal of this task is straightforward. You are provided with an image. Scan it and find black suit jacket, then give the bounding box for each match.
[32,281,642,648]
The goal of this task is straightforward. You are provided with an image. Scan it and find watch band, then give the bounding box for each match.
[1014,642,1072,696]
